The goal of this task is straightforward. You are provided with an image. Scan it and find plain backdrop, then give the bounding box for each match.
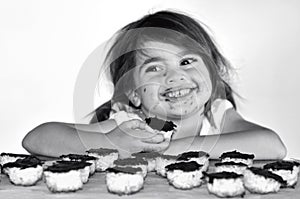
[0,0,299,158]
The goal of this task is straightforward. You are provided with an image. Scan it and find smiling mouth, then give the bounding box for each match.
[161,87,197,100]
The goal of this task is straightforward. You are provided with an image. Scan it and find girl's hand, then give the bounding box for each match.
[106,119,170,157]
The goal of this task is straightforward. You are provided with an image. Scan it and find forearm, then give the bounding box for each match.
[63,119,117,133]
[22,122,115,158]
[164,129,287,160]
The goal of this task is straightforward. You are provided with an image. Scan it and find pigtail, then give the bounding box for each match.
[223,80,236,109]
[90,100,112,123]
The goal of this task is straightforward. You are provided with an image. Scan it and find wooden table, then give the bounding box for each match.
[0,161,299,199]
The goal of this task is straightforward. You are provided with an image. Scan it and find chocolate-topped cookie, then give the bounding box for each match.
[263,161,300,187]
[243,167,287,194]
[166,161,204,190]
[203,171,245,197]
[145,117,176,131]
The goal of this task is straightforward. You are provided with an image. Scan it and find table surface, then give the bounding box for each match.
[0,161,299,199]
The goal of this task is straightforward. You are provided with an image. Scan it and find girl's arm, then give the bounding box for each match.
[22,120,169,158]
[22,122,116,157]
[63,119,117,133]
[164,108,287,160]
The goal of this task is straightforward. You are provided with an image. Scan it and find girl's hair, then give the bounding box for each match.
[90,10,236,124]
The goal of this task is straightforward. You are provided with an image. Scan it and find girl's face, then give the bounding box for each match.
[132,41,212,120]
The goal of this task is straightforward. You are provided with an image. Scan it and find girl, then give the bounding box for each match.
[22,10,286,159]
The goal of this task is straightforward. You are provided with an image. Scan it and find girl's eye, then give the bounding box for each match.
[180,58,197,66]
[145,65,161,73]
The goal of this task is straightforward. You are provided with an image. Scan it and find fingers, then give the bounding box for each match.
[122,119,155,132]
[141,133,164,143]
[141,140,170,153]
[120,119,146,130]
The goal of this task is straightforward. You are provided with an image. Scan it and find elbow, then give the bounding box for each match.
[264,129,287,160]
[22,122,57,156]
[274,132,287,159]
[22,125,39,154]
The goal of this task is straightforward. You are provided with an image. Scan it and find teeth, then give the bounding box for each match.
[165,88,193,98]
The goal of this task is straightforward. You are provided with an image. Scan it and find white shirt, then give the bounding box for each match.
[199,99,233,135]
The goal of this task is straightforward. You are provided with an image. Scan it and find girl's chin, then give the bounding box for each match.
[166,109,198,119]
[142,100,205,119]
[154,106,201,120]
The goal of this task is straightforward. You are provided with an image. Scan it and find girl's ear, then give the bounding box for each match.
[126,90,141,107]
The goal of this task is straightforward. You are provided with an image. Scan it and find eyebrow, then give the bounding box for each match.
[139,57,165,72]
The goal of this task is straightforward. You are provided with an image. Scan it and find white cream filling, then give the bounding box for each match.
[87,152,118,171]
[0,156,22,167]
[79,165,90,184]
[7,166,43,186]
[268,166,299,186]
[221,157,253,166]
[139,158,157,172]
[207,178,245,197]
[44,170,83,192]
[214,165,247,175]
[106,172,144,195]
[166,169,203,189]
[155,157,177,177]
[243,169,281,193]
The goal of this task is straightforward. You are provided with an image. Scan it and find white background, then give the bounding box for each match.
[0,0,299,158]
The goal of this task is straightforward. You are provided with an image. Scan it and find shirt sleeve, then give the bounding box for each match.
[200,99,233,136]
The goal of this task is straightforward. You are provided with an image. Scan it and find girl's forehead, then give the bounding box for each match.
[140,41,183,52]
[136,41,199,63]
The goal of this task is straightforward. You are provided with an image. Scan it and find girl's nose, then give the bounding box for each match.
[165,69,188,85]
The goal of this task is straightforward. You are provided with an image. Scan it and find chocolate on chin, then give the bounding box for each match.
[145,117,176,132]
